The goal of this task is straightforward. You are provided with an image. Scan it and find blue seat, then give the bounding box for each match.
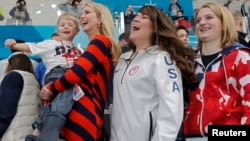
[189,35,198,47]
[0,48,11,60]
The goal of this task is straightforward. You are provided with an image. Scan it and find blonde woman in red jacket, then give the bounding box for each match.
[183,2,250,141]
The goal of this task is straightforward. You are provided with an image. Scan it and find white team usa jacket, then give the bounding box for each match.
[110,45,184,141]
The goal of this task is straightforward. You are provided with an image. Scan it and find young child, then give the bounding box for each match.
[4,13,82,141]
[35,32,60,86]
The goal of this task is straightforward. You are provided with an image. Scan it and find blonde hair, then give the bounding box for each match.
[85,2,121,65]
[57,13,80,31]
[194,2,237,49]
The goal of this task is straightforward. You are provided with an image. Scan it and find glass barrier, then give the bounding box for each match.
[0,3,77,60]
[0,3,66,25]
[0,2,197,53]
[0,2,119,59]
[0,3,122,26]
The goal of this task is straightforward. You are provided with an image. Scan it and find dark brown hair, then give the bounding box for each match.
[16,0,26,5]
[129,5,197,85]
[6,53,35,75]
[50,32,59,38]
[176,26,189,35]
[118,32,130,42]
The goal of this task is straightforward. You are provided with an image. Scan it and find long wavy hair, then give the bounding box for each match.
[129,5,197,85]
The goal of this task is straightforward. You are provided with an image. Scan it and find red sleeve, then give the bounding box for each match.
[49,35,111,95]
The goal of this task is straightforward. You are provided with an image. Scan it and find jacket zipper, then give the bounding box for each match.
[120,51,138,84]
[149,111,153,141]
[198,54,222,136]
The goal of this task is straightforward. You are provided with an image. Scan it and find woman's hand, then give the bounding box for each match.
[40,83,53,100]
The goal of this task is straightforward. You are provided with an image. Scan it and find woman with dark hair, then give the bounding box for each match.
[176,26,189,47]
[110,5,196,141]
[0,54,42,141]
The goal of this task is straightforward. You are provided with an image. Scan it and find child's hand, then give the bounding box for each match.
[4,39,16,48]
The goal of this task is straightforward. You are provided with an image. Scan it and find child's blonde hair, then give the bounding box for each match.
[57,13,80,31]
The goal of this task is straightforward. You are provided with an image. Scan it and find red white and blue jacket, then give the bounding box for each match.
[183,42,250,137]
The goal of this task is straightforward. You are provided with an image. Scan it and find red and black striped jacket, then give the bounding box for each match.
[49,34,113,141]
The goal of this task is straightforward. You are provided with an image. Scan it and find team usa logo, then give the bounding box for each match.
[129,66,139,76]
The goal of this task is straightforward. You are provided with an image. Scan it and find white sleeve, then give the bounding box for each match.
[26,40,56,55]
[151,54,184,141]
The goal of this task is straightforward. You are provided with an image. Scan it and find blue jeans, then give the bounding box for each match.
[32,66,74,130]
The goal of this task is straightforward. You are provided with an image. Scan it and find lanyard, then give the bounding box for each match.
[60,40,81,68]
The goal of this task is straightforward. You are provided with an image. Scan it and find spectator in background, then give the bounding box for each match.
[174,9,191,30]
[176,26,189,47]
[0,39,38,78]
[168,0,182,18]
[9,0,30,25]
[50,32,61,41]
[241,0,250,17]
[176,25,196,141]
[240,0,250,34]
[0,53,42,141]
[124,4,136,32]
[175,9,189,21]
[0,6,5,21]
[58,0,83,19]
[118,32,131,53]
[231,10,250,47]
